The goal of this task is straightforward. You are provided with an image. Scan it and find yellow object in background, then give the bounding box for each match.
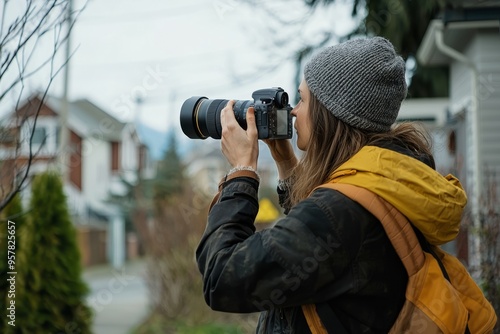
[255,198,280,224]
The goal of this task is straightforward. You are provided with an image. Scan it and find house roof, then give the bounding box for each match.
[418,7,500,66]
[5,94,127,141]
[71,99,125,141]
[398,98,449,127]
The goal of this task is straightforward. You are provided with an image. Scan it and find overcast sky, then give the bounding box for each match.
[2,0,356,145]
[70,0,285,133]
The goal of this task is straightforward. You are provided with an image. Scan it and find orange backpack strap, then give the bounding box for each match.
[316,183,425,275]
[301,304,328,334]
[301,183,425,332]
[302,183,497,333]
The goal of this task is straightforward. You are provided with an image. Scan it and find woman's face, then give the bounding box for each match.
[291,79,312,151]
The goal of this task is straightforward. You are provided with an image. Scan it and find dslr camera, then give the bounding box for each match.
[180,87,293,140]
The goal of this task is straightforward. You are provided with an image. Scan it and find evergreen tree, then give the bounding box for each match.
[154,132,185,203]
[0,194,26,332]
[12,172,92,333]
[257,0,451,98]
[348,0,449,98]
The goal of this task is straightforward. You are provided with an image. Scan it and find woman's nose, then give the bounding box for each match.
[291,107,297,117]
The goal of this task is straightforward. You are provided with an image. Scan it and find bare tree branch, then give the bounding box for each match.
[0,1,65,93]
[225,0,340,93]
[0,0,86,212]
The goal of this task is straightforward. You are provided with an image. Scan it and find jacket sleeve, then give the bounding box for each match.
[196,178,357,313]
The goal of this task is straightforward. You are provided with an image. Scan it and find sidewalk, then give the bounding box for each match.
[83,259,150,334]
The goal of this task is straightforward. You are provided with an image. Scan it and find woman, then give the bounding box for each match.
[196,37,466,333]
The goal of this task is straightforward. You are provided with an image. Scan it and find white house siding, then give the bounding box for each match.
[82,137,111,207]
[120,126,139,173]
[475,32,500,204]
[449,60,473,116]
[448,48,476,208]
[65,183,86,217]
[448,33,500,210]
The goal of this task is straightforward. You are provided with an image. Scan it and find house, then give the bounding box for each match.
[0,95,154,268]
[417,5,500,265]
[184,141,230,197]
[397,97,455,174]
[184,140,277,195]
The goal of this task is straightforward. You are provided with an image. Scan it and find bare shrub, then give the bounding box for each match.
[465,168,500,332]
[134,184,258,332]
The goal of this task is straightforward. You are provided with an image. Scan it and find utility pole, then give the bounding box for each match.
[59,0,73,182]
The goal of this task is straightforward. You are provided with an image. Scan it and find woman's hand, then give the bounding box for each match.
[263,139,296,163]
[221,100,259,169]
[262,139,298,180]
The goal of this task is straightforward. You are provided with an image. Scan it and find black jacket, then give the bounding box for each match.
[196,145,415,333]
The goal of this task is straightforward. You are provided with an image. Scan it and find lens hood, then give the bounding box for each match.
[180,96,207,139]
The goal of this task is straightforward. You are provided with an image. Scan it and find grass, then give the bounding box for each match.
[174,323,246,334]
[131,311,253,334]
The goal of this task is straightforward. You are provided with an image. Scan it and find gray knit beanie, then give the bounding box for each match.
[304,37,407,133]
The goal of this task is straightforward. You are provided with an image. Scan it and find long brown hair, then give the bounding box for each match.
[289,93,433,205]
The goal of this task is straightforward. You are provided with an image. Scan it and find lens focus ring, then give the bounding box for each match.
[205,99,226,139]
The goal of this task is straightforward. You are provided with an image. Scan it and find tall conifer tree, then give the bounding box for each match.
[13,172,92,333]
[154,132,185,202]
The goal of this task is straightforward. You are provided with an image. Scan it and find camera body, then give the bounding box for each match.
[180,87,293,140]
[246,88,293,140]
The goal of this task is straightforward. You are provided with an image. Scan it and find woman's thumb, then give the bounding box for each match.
[246,107,258,136]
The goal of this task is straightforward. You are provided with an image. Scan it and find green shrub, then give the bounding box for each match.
[11,172,92,333]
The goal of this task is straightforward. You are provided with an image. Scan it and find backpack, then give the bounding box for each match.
[302,183,497,334]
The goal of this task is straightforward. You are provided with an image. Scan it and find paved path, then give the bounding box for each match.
[83,260,150,334]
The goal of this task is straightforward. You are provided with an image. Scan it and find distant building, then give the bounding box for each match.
[397,97,455,174]
[0,95,154,267]
[183,140,278,195]
[417,5,500,265]
[183,141,229,196]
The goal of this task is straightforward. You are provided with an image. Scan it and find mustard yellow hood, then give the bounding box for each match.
[328,146,467,245]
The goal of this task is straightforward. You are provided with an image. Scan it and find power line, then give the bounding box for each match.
[71,50,224,68]
[78,3,209,24]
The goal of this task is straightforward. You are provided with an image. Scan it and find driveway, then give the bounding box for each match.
[83,259,150,334]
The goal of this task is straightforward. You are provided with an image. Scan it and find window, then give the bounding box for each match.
[111,141,120,171]
[55,126,60,147]
[32,127,47,146]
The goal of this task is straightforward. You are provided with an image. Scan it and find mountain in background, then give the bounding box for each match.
[136,123,194,161]
[136,122,169,161]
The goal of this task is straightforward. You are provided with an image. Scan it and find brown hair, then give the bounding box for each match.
[289,93,433,205]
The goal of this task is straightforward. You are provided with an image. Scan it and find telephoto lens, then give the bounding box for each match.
[180,97,252,140]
